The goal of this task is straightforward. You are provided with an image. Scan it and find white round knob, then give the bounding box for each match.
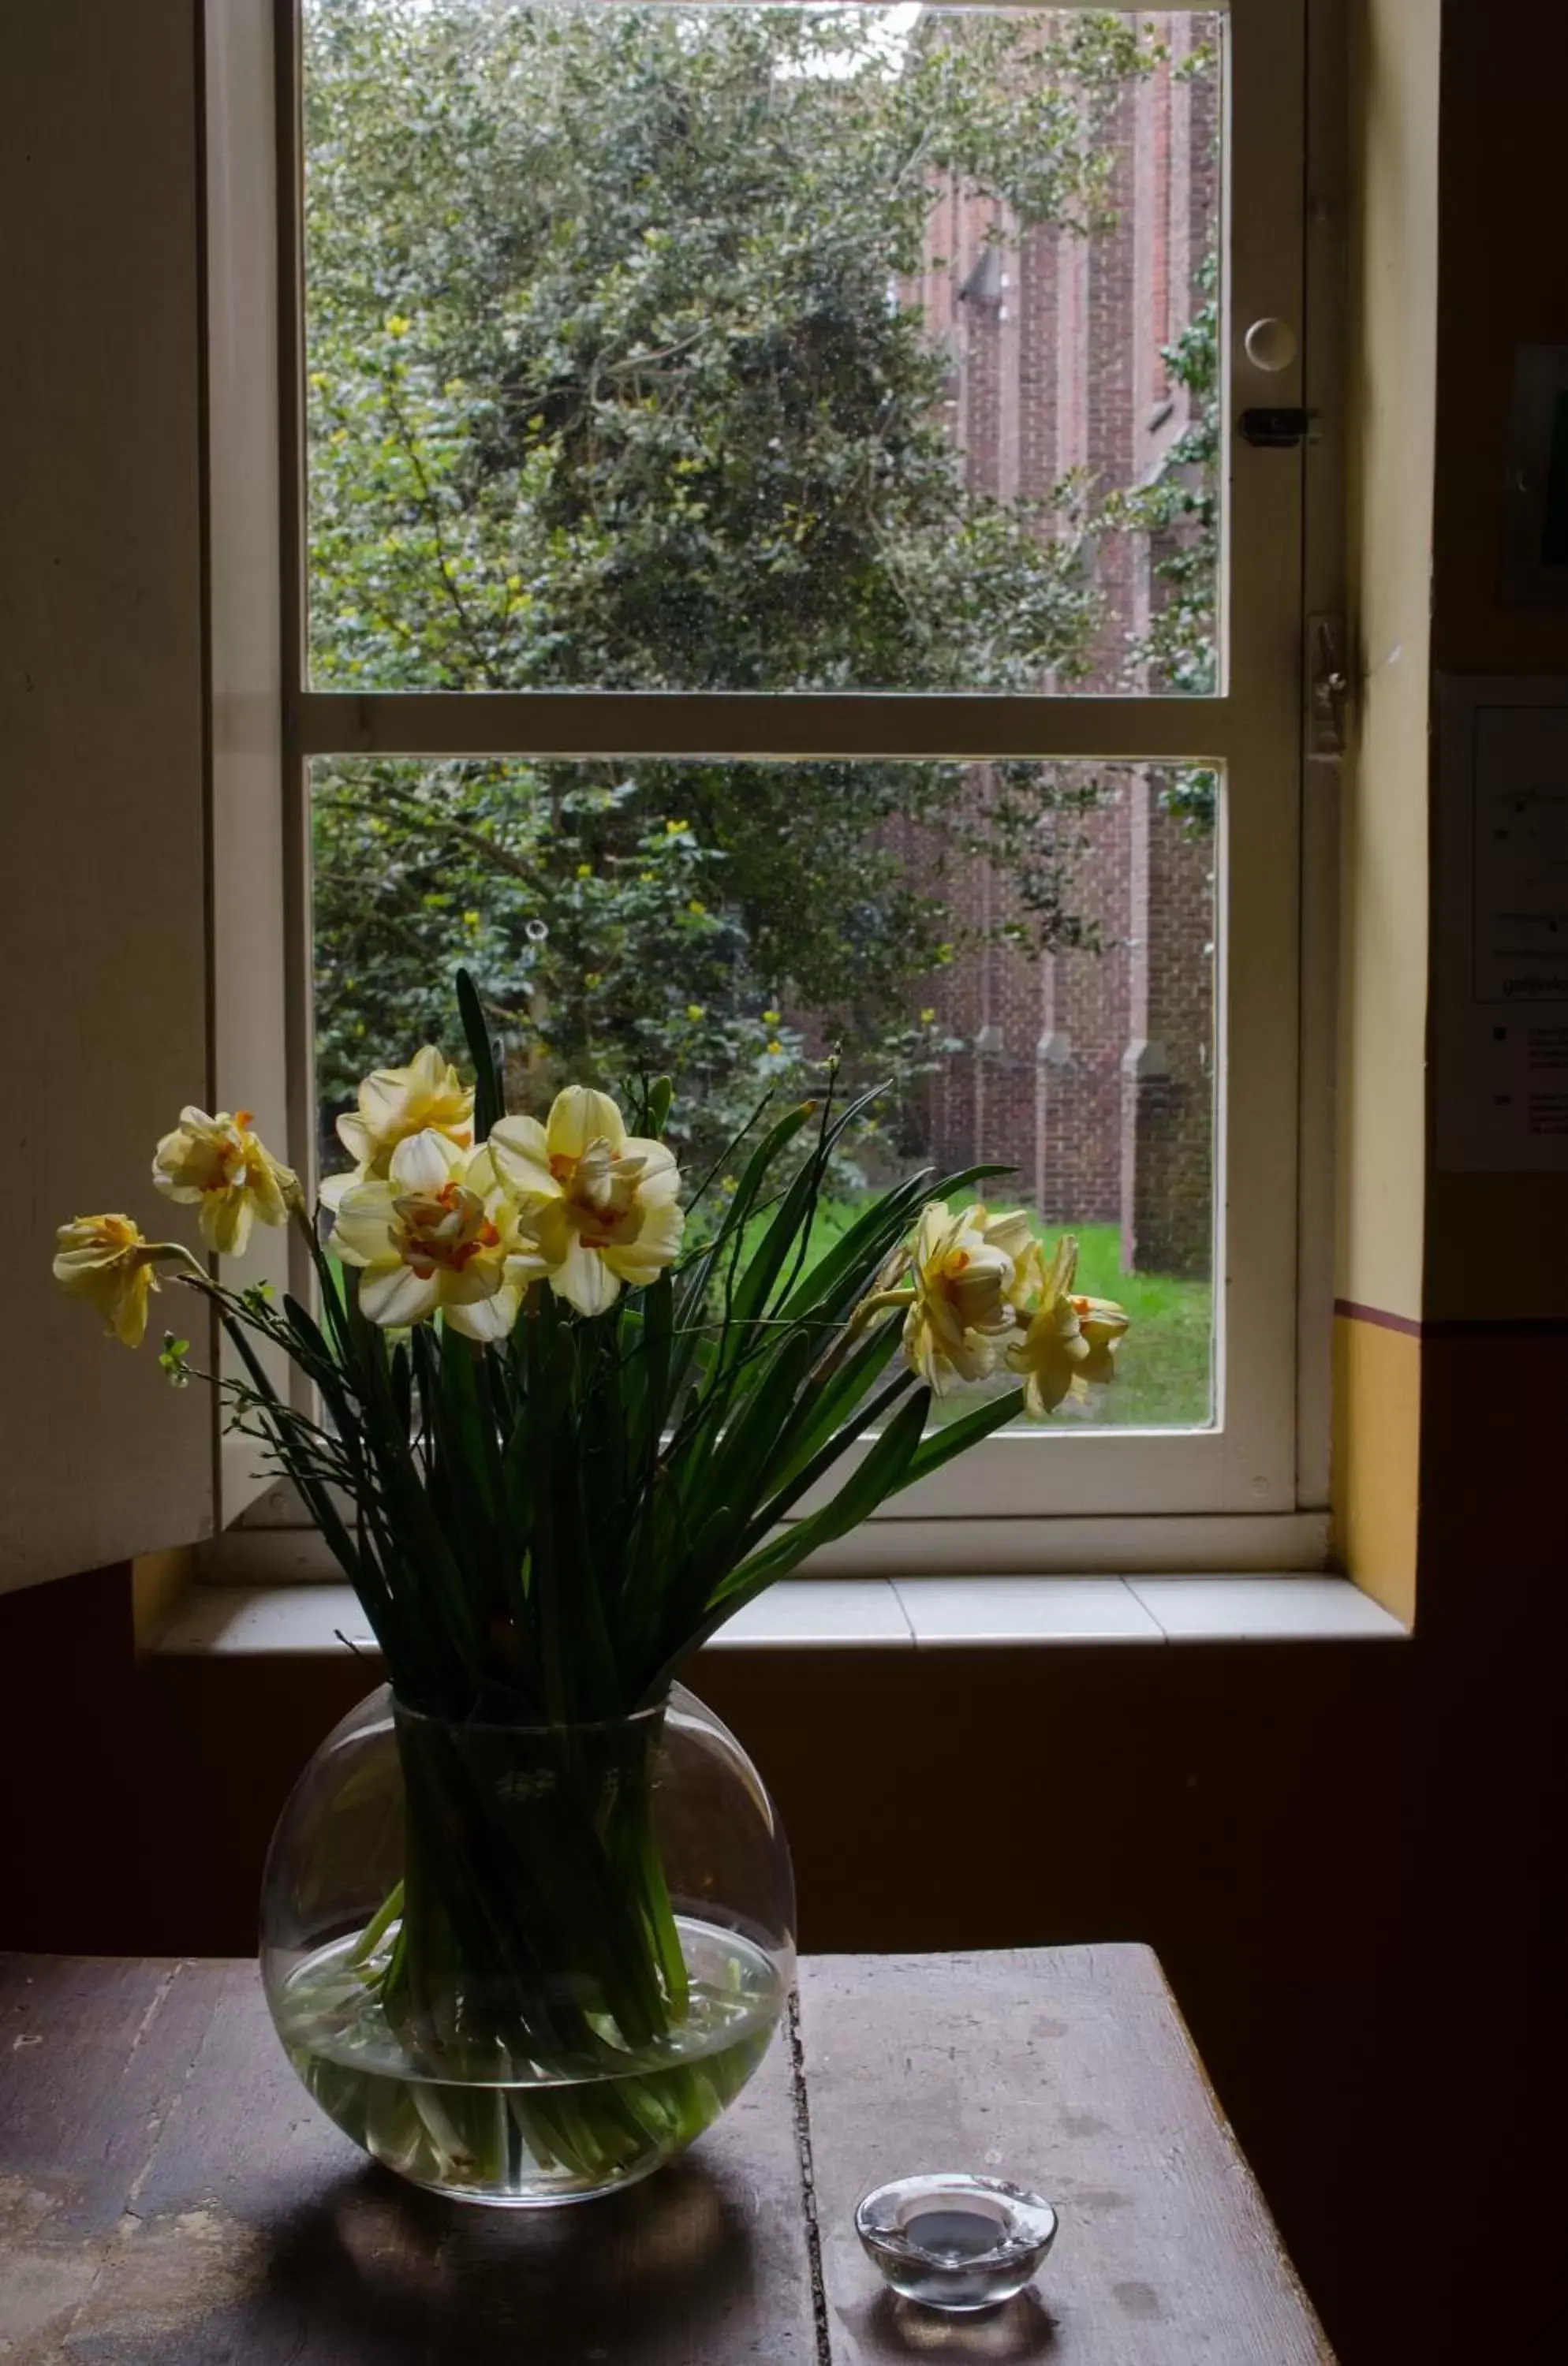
[1244,317,1297,372]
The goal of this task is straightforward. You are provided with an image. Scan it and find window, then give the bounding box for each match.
[208,0,1328,1570]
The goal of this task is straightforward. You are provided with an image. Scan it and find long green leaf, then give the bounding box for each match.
[455,965,503,1139]
[673,1327,817,1603]
[736,1359,917,1559]
[767,1312,905,1487]
[635,1390,930,1704]
[894,1386,1028,1490]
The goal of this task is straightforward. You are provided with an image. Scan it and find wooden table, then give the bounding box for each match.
[0,1946,1331,2363]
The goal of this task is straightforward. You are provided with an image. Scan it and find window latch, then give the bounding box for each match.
[1307,614,1349,760]
[1238,406,1312,449]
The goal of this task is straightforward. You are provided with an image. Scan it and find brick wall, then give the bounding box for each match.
[895,16,1218,1278]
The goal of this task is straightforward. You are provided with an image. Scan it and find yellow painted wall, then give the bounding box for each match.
[1330,1313,1419,1623]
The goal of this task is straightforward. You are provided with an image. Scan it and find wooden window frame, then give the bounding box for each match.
[204,0,1338,1576]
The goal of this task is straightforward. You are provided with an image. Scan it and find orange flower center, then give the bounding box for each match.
[398,1179,500,1280]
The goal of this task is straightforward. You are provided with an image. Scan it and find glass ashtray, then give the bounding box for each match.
[855,2171,1058,2312]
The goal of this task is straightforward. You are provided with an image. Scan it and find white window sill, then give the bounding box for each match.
[153,1574,1408,1657]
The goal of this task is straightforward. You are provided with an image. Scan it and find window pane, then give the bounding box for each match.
[302,4,1223,696]
[312,755,1217,1428]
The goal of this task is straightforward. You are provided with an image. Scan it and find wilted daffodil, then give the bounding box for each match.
[487,1084,684,1317]
[1006,1234,1129,1416]
[152,1107,299,1256]
[899,1200,1034,1392]
[327,1129,543,1341]
[322,1045,475,1207]
[52,1215,174,1348]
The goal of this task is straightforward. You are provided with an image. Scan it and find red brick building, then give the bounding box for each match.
[899,17,1218,1277]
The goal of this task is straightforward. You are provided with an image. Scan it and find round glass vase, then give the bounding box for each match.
[260,1683,794,2208]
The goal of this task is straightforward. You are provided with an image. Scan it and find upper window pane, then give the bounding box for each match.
[301,3,1223,694]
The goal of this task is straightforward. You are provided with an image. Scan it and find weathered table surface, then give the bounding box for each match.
[0,1946,1331,2364]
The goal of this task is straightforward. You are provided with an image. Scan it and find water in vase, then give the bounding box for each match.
[274,1914,784,2205]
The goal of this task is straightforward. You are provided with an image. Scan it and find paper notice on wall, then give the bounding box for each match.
[1437,681,1568,1170]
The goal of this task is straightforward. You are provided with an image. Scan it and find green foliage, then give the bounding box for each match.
[304,2,1148,692]
[304,3,1176,1156]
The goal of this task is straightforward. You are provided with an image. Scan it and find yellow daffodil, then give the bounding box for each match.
[152,1108,299,1256]
[327,1129,542,1340]
[1072,1292,1131,1384]
[52,1215,174,1347]
[901,1201,1028,1393]
[1006,1235,1129,1415]
[323,1046,476,1209]
[487,1085,684,1316]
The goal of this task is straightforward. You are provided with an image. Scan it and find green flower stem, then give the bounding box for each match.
[380,1700,686,2077]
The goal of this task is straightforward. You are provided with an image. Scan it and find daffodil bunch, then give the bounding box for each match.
[53,973,1127,1720]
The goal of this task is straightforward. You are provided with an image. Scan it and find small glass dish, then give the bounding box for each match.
[855,2171,1058,2312]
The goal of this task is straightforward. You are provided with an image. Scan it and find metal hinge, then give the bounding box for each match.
[1306,614,1349,760]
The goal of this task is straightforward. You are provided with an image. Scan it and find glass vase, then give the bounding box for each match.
[260,1683,794,2207]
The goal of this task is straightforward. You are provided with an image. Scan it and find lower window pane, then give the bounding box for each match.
[312,756,1216,1428]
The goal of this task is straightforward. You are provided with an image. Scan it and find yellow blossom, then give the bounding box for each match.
[767,1039,784,1056]
[321,1046,474,1207]
[665,817,689,835]
[920,1006,936,1025]
[52,1215,172,1347]
[685,1003,704,1021]
[687,898,706,916]
[1006,1236,1129,1416]
[152,1108,298,1256]
[1072,1290,1131,1386]
[384,312,412,338]
[328,1131,541,1341]
[901,1201,1028,1393]
[577,862,593,878]
[487,1085,684,1317]
[762,1008,781,1026]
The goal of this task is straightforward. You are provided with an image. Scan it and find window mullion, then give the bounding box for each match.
[292,690,1236,767]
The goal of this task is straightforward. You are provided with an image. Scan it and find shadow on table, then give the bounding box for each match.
[853,2287,1058,2359]
[250,2154,766,2361]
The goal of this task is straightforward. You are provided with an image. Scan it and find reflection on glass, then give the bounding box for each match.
[312,756,1217,1427]
[303,4,1223,694]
